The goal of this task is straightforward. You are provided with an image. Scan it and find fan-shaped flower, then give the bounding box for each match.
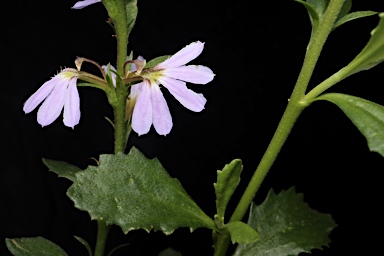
[23,68,80,128]
[131,41,215,136]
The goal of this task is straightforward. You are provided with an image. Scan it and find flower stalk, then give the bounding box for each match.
[213,0,346,255]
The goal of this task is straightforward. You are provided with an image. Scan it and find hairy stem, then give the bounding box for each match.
[93,1,130,255]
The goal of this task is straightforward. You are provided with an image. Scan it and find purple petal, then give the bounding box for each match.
[151,84,173,135]
[36,78,68,127]
[163,65,215,84]
[23,76,61,113]
[159,77,206,112]
[129,83,141,99]
[132,81,153,136]
[72,0,101,9]
[156,41,205,69]
[63,77,81,128]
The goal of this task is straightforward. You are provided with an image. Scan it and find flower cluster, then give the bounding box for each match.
[24,1,215,135]
[24,41,214,135]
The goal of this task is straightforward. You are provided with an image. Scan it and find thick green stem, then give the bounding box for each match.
[94,220,111,256]
[213,0,346,255]
[114,3,128,76]
[111,0,129,154]
[213,231,231,256]
[113,94,128,153]
[93,2,130,255]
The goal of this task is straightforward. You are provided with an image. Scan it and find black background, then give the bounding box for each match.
[1,1,384,255]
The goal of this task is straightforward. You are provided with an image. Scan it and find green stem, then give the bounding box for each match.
[302,68,345,102]
[112,0,129,154]
[92,2,130,255]
[114,2,128,76]
[113,94,128,153]
[94,220,111,256]
[213,0,346,255]
[213,231,231,256]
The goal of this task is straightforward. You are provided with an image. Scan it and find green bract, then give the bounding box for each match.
[43,158,82,182]
[214,159,242,220]
[145,56,171,69]
[225,221,260,245]
[125,0,138,37]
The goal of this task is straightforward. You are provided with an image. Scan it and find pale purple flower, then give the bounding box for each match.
[23,68,80,128]
[132,41,215,136]
[72,0,101,9]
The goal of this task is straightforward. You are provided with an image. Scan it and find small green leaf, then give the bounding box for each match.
[73,236,92,256]
[125,0,138,37]
[338,13,384,78]
[336,0,352,20]
[42,158,82,182]
[214,159,242,219]
[225,221,259,245]
[306,0,329,16]
[295,0,320,32]
[233,187,337,256]
[333,11,378,30]
[67,147,216,234]
[5,237,68,256]
[145,56,171,69]
[316,93,384,157]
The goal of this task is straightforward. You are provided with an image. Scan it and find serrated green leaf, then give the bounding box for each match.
[225,221,259,245]
[145,56,171,69]
[338,13,384,77]
[73,236,92,256]
[42,158,82,182]
[5,237,68,256]
[316,93,384,157]
[67,147,216,234]
[214,159,242,219]
[233,187,337,256]
[124,0,137,37]
[333,11,378,30]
